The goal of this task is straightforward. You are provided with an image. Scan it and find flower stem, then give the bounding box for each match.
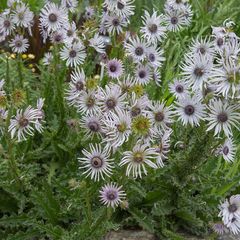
[17,55,23,88]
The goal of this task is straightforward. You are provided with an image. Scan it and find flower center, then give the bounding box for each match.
[194,67,204,77]
[67,30,73,37]
[106,98,116,109]
[132,115,151,136]
[116,123,127,132]
[138,70,146,79]
[149,53,155,62]
[217,38,224,47]
[223,146,229,155]
[148,24,158,33]
[135,47,144,56]
[117,1,125,10]
[133,152,144,163]
[18,12,25,20]
[15,40,23,48]
[184,105,195,116]
[228,203,238,213]
[112,18,120,26]
[91,156,103,168]
[175,84,183,93]
[88,121,100,132]
[69,50,77,58]
[3,20,10,28]
[171,16,178,25]
[86,97,95,107]
[217,112,228,123]
[155,112,164,122]
[19,117,29,127]
[199,47,206,54]
[107,190,117,200]
[131,107,141,117]
[75,81,84,91]
[48,13,57,23]
[109,64,117,72]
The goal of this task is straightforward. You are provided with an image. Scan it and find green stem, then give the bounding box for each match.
[86,188,92,226]
[17,55,23,88]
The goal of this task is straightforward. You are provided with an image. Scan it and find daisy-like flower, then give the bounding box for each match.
[113,0,135,19]
[0,108,8,135]
[149,101,173,132]
[42,52,53,65]
[164,7,187,32]
[80,114,103,139]
[181,54,213,91]
[226,217,240,235]
[50,30,66,44]
[97,84,126,113]
[61,0,78,13]
[78,90,100,114]
[0,14,15,35]
[12,3,34,28]
[104,13,127,35]
[103,109,132,149]
[219,195,240,225]
[106,58,124,79]
[64,21,77,44]
[152,68,162,86]
[174,94,205,126]
[79,144,114,181]
[9,35,29,53]
[84,6,95,19]
[169,78,189,99]
[211,222,228,235]
[206,99,240,137]
[210,59,240,98]
[129,93,150,117]
[220,138,236,163]
[60,42,86,67]
[99,183,126,208]
[103,0,118,9]
[8,106,39,142]
[120,143,158,178]
[35,98,45,133]
[125,36,148,63]
[141,9,166,44]
[118,75,136,93]
[65,68,86,106]
[40,3,68,33]
[89,34,106,54]
[146,45,165,68]
[135,64,152,85]
[189,37,214,57]
[153,129,172,167]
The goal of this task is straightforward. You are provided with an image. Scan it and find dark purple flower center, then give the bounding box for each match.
[155,112,164,122]
[184,105,195,116]
[131,107,141,117]
[3,19,10,28]
[217,112,228,123]
[199,47,206,54]
[15,40,23,48]
[107,190,117,200]
[88,121,100,132]
[171,16,178,25]
[138,70,146,79]
[135,47,144,56]
[48,13,57,23]
[194,67,204,77]
[223,146,229,155]
[149,53,155,62]
[117,1,125,10]
[112,18,120,26]
[86,98,95,107]
[228,204,238,213]
[217,38,224,47]
[109,64,117,72]
[148,24,158,33]
[67,30,73,37]
[54,34,62,42]
[75,81,84,91]
[91,156,103,168]
[175,84,184,93]
[19,117,29,127]
[69,50,77,58]
[106,98,116,109]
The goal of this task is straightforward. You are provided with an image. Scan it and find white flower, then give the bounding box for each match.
[135,64,152,85]
[149,101,173,132]
[79,144,114,181]
[128,93,150,117]
[219,195,240,225]
[99,182,126,208]
[112,0,135,19]
[9,35,29,53]
[12,3,34,28]
[189,37,214,57]
[106,58,124,79]
[50,30,66,44]
[42,52,53,65]
[174,94,205,126]
[120,143,158,178]
[221,138,236,163]
[84,6,95,19]
[64,21,77,44]
[89,34,106,54]
[35,98,45,133]
[40,3,68,33]
[226,218,240,235]
[146,45,165,68]
[65,68,86,106]
[0,14,15,35]
[104,13,127,35]
[181,54,213,91]
[125,36,149,63]
[77,90,100,115]
[97,84,126,113]
[8,106,40,142]
[206,99,240,137]
[103,109,132,149]
[60,42,86,67]
[169,78,189,99]
[61,0,78,13]
[141,9,166,44]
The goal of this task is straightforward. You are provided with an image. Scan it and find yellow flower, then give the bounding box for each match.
[10,54,16,59]
[131,115,151,136]
[21,54,27,59]
[28,54,35,59]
